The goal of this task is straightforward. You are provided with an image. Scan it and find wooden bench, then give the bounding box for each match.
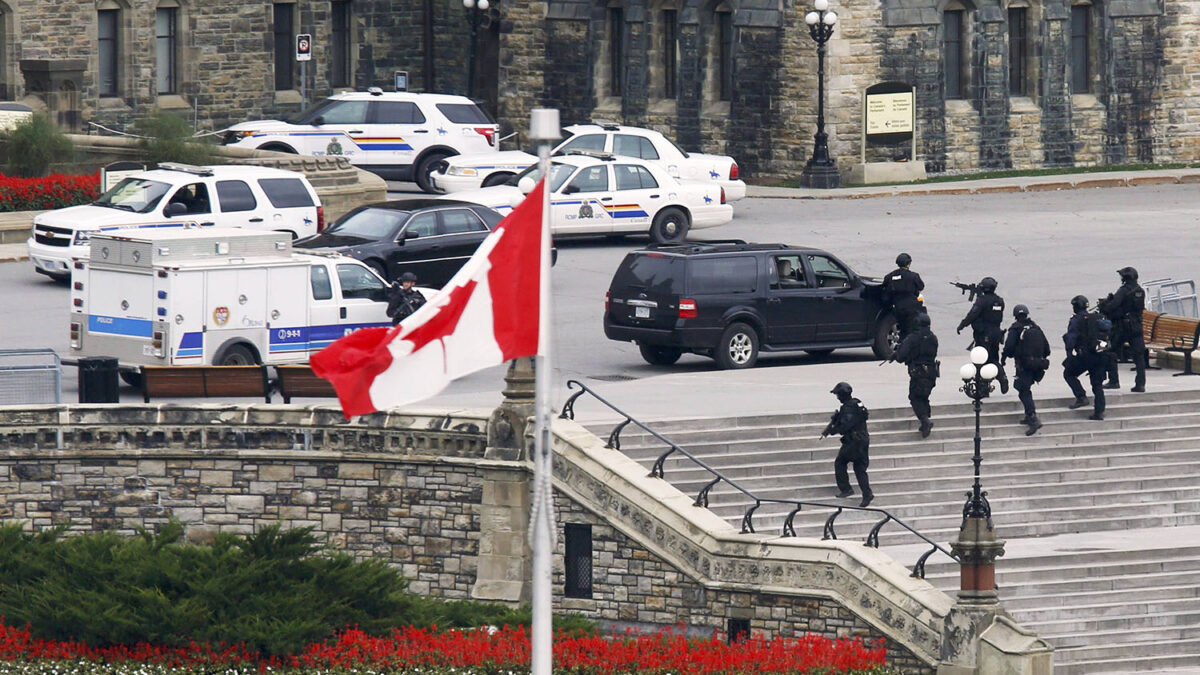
[141,365,272,403]
[1144,311,1200,376]
[274,365,337,403]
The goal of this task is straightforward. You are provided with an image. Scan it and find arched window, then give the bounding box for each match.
[156,0,179,95]
[594,0,625,103]
[273,1,296,91]
[1069,1,1094,93]
[942,1,972,100]
[706,1,734,103]
[330,0,353,88]
[97,0,126,98]
[649,1,680,101]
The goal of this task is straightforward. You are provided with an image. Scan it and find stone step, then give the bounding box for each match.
[1017,597,1200,625]
[1055,645,1200,675]
[1039,622,1200,649]
[1001,582,1200,611]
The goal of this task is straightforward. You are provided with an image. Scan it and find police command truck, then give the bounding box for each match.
[69,228,397,374]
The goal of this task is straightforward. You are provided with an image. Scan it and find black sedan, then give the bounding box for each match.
[295,199,504,287]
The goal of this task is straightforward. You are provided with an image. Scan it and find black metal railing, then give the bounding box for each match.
[559,379,959,579]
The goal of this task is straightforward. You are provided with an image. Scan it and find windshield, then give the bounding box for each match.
[326,207,411,239]
[513,162,575,192]
[93,178,172,213]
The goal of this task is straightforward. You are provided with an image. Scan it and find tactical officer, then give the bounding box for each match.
[821,382,873,508]
[1063,295,1107,420]
[956,276,1009,394]
[386,272,427,325]
[883,253,925,340]
[891,312,939,438]
[1100,266,1148,392]
[1002,305,1051,435]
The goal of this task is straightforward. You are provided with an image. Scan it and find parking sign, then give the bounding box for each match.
[296,34,312,61]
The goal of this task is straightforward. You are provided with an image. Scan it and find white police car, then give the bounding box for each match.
[431,122,747,201]
[223,89,498,193]
[440,151,733,244]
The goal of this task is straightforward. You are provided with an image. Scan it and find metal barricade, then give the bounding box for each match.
[0,349,62,405]
[1144,278,1199,318]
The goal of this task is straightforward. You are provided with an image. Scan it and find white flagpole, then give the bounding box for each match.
[528,108,560,675]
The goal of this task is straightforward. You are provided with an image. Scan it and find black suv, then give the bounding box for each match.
[603,241,898,368]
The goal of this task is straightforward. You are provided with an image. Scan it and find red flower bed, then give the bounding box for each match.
[0,622,888,674]
[0,173,100,212]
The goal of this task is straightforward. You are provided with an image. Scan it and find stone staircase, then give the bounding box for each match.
[594,389,1200,674]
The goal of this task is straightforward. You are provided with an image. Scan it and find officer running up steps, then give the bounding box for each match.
[1100,266,1148,393]
[889,312,939,438]
[821,382,873,508]
[1063,295,1110,421]
[1002,304,1051,436]
[882,252,925,342]
[956,276,1010,395]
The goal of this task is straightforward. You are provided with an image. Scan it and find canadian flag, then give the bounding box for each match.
[310,181,547,417]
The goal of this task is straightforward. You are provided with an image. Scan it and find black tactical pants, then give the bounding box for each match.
[1106,327,1148,389]
[834,437,871,498]
[1065,354,1106,414]
[908,364,937,423]
[895,305,920,341]
[1014,366,1040,417]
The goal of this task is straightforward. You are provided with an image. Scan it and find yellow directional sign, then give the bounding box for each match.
[865,91,914,136]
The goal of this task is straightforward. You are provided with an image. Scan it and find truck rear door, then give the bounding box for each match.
[264,264,310,363]
[85,268,156,347]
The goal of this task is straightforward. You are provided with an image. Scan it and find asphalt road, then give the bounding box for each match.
[4,183,1199,420]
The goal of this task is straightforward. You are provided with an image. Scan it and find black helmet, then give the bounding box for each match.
[1013,304,1029,319]
[978,277,998,293]
[400,272,418,282]
[1071,295,1090,312]
[830,382,853,397]
[1118,266,1139,281]
[896,252,912,268]
[914,313,932,327]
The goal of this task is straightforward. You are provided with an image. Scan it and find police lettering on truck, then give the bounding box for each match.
[69,229,394,371]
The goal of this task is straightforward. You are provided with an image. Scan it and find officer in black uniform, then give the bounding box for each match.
[821,382,873,507]
[386,272,427,325]
[956,276,1009,394]
[1063,295,1107,420]
[1100,266,1148,392]
[1002,305,1051,435]
[891,312,939,438]
[882,253,925,341]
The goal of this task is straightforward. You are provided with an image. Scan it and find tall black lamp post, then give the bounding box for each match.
[462,0,489,98]
[951,346,1006,604]
[799,0,840,189]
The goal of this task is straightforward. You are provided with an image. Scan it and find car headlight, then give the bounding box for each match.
[447,166,478,177]
[73,231,90,245]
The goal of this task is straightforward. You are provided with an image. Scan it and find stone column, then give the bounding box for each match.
[19,60,85,132]
[938,514,1008,674]
[472,358,536,604]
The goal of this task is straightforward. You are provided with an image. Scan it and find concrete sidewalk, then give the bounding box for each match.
[3,167,1198,264]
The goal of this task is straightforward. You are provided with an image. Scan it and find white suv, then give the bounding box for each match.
[223,88,498,193]
[28,163,322,281]
[431,122,747,201]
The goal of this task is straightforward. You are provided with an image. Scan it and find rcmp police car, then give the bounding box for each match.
[430,122,747,201]
[440,151,733,244]
[223,89,498,192]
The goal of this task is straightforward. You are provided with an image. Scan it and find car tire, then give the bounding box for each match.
[416,152,453,193]
[805,349,835,359]
[650,208,690,244]
[714,322,759,369]
[872,314,900,359]
[216,344,257,366]
[482,173,514,188]
[639,344,683,366]
[119,371,143,388]
[365,260,389,282]
[260,143,297,154]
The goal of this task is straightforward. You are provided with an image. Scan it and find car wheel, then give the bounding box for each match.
[715,322,759,369]
[260,143,297,154]
[805,349,835,359]
[639,344,683,366]
[416,152,453,193]
[119,371,143,388]
[482,173,514,188]
[365,260,389,282]
[650,208,689,244]
[872,314,900,359]
[216,344,257,366]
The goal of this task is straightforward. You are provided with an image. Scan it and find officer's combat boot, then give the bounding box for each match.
[1025,414,1043,436]
[1069,397,1089,409]
[918,418,933,438]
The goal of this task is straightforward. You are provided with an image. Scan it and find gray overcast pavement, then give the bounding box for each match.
[3,177,1199,425]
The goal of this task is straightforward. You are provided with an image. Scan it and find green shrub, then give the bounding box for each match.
[0,521,592,656]
[132,110,217,167]
[2,113,74,177]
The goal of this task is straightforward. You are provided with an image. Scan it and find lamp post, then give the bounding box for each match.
[951,345,1006,604]
[799,0,840,189]
[462,0,489,98]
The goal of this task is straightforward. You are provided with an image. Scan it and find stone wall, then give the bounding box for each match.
[0,403,951,672]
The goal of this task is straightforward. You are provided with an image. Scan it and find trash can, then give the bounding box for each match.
[78,356,120,403]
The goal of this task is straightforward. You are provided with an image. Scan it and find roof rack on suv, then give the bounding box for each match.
[367,87,384,96]
[589,119,621,131]
[644,239,749,250]
[563,149,616,161]
[158,162,214,177]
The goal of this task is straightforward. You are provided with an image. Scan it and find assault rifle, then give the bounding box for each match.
[950,281,981,302]
[820,409,840,439]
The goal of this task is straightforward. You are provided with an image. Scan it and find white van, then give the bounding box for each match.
[69,229,395,374]
[29,163,323,281]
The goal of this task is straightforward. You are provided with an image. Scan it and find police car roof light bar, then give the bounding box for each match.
[564,149,616,161]
[367,87,384,96]
[589,119,622,130]
[158,162,214,177]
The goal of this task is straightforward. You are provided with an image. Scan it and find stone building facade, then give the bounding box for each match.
[3,0,1192,179]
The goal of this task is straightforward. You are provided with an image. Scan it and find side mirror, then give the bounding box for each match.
[405,230,419,240]
[562,184,580,195]
[517,176,536,194]
[311,116,325,126]
[165,202,187,217]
